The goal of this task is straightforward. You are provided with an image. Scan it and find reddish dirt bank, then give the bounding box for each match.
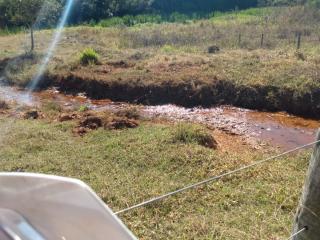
[50,74,320,119]
[1,85,318,150]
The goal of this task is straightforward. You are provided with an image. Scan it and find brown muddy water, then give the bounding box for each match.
[1,86,319,150]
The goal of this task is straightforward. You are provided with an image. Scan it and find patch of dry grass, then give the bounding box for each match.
[1,6,320,92]
[1,6,320,116]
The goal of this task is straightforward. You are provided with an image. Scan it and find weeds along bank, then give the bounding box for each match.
[1,7,320,117]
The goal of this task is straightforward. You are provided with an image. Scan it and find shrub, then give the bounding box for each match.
[79,48,99,65]
[173,123,218,149]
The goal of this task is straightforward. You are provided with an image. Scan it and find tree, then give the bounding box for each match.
[150,0,258,14]
[19,0,43,51]
[258,0,307,6]
[0,0,62,51]
[34,0,63,29]
[0,0,42,51]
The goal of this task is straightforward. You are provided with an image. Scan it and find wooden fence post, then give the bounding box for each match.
[260,33,264,48]
[292,130,320,239]
[297,32,302,50]
[30,26,35,52]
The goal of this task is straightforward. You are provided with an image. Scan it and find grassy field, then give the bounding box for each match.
[0,109,312,239]
[1,6,320,86]
[1,6,320,117]
[0,6,318,239]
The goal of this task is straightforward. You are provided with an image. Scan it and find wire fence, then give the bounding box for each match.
[116,139,319,215]
[287,227,307,240]
[115,139,320,239]
[122,22,320,51]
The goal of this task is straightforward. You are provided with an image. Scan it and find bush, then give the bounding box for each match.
[79,48,99,65]
[173,123,217,149]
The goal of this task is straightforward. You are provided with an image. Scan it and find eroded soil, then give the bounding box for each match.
[0,85,318,150]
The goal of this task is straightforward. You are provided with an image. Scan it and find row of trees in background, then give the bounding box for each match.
[0,0,261,28]
[258,0,319,6]
[0,0,63,28]
[1,0,320,29]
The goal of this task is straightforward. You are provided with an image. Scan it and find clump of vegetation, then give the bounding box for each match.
[99,17,125,27]
[208,45,220,53]
[115,107,141,120]
[79,105,89,112]
[40,102,62,119]
[173,123,217,149]
[105,117,139,130]
[79,48,99,65]
[295,51,306,61]
[23,109,40,119]
[161,44,177,53]
[42,102,62,112]
[73,111,139,135]
[0,100,9,109]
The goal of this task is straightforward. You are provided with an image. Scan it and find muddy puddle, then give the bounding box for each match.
[142,105,319,150]
[0,86,319,150]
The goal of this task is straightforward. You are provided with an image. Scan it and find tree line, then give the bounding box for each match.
[1,0,319,29]
[0,0,259,28]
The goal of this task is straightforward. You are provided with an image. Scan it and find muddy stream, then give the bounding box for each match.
[1,86,319,150]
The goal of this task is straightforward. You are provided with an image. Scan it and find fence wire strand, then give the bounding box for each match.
[286,227,307,240]
[115,139,320,215]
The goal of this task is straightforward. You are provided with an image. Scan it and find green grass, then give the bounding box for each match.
[0,26,25,36]
[0,116,311,239]
[2,6,320,84]
[211,7,271,24]
[173,123,217,148]
[79,48,100,65]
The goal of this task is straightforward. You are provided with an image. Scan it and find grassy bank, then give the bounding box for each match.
[0,113,311,239]
[1,6,320,117]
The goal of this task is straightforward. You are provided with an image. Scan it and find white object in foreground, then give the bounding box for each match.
[0,173,137,240]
